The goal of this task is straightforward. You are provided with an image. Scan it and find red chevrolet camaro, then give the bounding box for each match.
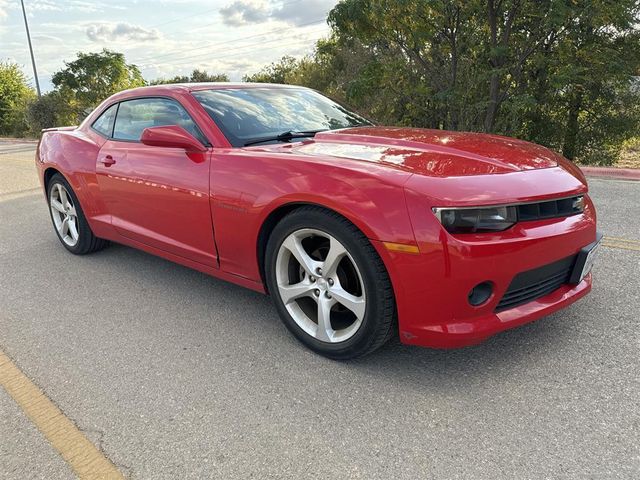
[36,83,601,359]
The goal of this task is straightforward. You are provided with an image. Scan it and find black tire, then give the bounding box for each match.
[265,206,396,360]
[47,173,109,255]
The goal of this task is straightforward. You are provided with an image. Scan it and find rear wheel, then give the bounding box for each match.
[265,207,396,359]
[47,174,108,255]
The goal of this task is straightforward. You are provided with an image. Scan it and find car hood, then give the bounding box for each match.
[285,127,566,177]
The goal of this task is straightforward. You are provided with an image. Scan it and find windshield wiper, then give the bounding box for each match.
[243,129,327,147]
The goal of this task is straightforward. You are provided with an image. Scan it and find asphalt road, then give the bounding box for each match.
[1,143,639,479]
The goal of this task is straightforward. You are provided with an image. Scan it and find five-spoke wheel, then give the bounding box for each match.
[276,228,367,343]
[50,183,79,247]
[46,173,108,255]
[266,207,396,359]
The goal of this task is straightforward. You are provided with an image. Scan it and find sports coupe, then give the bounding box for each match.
[36,83,600,359]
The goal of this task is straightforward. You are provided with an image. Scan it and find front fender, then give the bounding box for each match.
[210,150,416,281]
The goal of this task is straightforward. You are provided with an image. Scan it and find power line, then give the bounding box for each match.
[133,18,326,64]
[145,7,220,29]
[184,36,322,66]
[140,38,324,80]
[138,27,326,69]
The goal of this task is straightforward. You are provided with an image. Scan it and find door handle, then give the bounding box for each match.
[100,155,116,167]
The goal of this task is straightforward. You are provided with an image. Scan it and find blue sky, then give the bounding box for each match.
[0,0,338,92]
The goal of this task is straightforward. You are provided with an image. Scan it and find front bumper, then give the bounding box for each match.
[372,194,598,349]
[397,273,591,349]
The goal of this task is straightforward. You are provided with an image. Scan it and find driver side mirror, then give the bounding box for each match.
[140,125,207,152]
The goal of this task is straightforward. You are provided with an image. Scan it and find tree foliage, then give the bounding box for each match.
[245,0,640,165]
[51,49,145,120]
[243,56,301,83]
[0,62,35,136]
[150,69,229,85]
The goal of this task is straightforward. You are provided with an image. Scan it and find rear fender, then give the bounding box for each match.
[38,130,109,235]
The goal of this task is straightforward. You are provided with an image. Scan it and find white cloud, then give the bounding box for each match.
[86,22,160,42]
[219,1,270,27]
[219,0,336,27]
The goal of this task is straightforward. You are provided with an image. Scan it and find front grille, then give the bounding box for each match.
[495,255,577,312]
[516,196,583,222]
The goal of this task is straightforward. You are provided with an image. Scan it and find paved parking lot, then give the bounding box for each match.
[1,142,639,479]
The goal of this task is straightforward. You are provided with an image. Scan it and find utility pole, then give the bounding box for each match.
[20,0,41,97]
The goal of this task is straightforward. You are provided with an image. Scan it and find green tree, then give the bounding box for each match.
[328,0,483,130]
[150,69,229,85]
[0,62,35,136]
[51,49,145,119]
[318,0,640,164]
[553,0,640,163]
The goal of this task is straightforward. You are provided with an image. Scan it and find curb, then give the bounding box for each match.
[580,166,640,181]
[0,138,38,144]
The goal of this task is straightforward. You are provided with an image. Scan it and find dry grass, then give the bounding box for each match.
[618,138,640,169]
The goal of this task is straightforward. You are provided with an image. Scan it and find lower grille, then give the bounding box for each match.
[495,255,577,312]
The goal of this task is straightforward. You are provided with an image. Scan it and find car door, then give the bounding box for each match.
[95,97,217,267]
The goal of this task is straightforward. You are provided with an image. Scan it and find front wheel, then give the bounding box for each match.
[265,207,396,360]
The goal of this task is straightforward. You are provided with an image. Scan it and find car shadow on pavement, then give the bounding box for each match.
[349,317,567,374]
[95,242,573,387]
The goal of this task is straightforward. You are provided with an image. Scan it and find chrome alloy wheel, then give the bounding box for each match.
[49,183,79,247]
[275,228,367,343]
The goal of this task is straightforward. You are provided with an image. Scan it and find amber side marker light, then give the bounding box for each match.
[383,242,420,254]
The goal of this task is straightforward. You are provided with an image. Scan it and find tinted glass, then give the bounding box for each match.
[91,103,118,137]
[113,98,205,143]
[192,87,372,147]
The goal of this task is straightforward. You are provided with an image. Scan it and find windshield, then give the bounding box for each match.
[191,87,372,147]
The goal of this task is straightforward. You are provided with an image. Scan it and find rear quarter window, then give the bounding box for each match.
[91,104,118,137]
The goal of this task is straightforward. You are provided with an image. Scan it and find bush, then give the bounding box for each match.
[0,62,35,137]
[27,91,76,134]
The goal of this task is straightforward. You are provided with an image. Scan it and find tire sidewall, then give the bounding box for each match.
[266,209,392,358]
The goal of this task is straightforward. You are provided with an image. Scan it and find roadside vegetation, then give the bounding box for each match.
[1,0,638,166]
[619,138,640,169]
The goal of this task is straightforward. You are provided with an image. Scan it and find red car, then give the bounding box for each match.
[36,83,600,359]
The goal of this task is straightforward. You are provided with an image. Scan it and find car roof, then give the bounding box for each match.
[116,82,306,97]
[186,82,303,91]
[86,82,313,128]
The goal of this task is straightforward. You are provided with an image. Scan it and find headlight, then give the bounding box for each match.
[432,206,518,234]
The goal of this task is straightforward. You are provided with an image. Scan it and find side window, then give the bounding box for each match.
[112,98,206,144]
[91,103,118,137]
